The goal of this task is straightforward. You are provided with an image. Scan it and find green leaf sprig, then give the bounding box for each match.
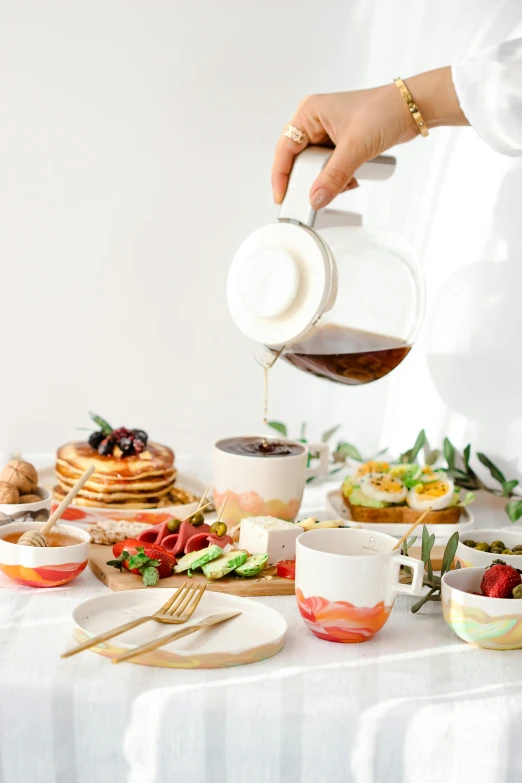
[442,437,521,520]
[89,412,113,435]
[402,527,460,613]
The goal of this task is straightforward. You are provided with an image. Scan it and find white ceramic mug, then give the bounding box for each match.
[295,528,424,643]
[213,436,329,525]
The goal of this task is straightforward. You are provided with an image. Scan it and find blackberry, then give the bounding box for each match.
[118,436,135,455]
[112,427,134,441]
[88,431,105,450]
[133,429,148,444]
[133,438,146,454]
[98,436,116,456]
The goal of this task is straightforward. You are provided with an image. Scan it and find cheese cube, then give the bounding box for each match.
[238,516,301,566]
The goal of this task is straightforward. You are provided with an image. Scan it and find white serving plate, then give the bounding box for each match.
[326,489,474,542]
[39,467,206,526]
[72,589,287,668]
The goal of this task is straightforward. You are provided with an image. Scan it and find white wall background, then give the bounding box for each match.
[1,0,521,475]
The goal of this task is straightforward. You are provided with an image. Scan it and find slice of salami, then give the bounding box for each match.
[137,521,170,546]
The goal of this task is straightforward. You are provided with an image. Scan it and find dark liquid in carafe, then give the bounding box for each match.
[283,325,411,385]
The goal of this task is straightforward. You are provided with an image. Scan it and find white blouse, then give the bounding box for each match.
[452,37,522,156]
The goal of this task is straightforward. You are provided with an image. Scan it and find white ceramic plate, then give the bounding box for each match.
[326,489,474,542]
[39,467,206,526]
[72,588,287,668]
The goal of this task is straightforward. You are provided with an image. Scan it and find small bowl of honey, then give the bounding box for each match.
[0,521,90,587]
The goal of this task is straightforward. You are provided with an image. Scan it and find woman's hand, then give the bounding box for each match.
[272,67,467,209]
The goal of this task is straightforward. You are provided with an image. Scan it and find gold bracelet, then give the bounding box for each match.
[394,78,429,137]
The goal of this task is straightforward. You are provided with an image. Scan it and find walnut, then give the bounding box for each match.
[19,494,41,504]
[0,482,20,504]
[0,461,38,494]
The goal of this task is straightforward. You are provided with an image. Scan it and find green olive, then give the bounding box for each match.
[490,547,504,554]
[502,548,514,555]
[513,585,522,599]
[513,545,522,552]
[166,517,181,533]
[210,521,227,537]
[475,542,490,552]
[463,540,477,548]
[190,511,205,527]
[490,540,505,550]
[513,550,522,555]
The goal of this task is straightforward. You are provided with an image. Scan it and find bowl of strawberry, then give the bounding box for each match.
[442,561,522,650]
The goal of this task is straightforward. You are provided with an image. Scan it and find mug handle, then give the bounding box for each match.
[391,553,424,596]
[305,443,329,479]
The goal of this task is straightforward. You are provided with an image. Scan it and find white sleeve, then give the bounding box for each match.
[452,38,522,156]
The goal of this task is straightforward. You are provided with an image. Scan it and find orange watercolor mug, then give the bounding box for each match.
[295,528,424,643]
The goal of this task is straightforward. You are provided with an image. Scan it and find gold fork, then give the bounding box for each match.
[61,583,206,659]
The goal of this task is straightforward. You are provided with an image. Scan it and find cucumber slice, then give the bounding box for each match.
[234,553,269,577]
[201,550,248,580]
[174,545,223,574]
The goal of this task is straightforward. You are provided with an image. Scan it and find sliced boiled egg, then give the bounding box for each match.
[359,473,407,504]
[419,466,447,483]
[355,460,390,479]
[407,478,455,511]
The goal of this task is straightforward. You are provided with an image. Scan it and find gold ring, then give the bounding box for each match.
[283,124,308,145]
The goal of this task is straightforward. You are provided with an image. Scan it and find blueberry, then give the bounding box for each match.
[98,436,116,456]
[118,436,135,455]
[88,431,105,450]
[133,429,148,444]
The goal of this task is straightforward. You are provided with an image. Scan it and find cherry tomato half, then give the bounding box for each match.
[276,559,295,580]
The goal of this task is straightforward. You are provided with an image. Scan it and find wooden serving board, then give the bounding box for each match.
[88,544,295,596]
[89,544,445,596]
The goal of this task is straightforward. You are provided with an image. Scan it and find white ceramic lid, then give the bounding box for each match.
[227,221,335,346]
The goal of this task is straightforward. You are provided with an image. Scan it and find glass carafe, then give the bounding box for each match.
[227,147,425,385]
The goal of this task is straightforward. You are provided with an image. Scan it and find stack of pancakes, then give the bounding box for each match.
[54,441,190,509]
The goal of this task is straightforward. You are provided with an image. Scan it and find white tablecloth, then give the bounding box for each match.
[1,465,521,783]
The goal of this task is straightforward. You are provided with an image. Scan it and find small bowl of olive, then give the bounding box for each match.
[456,529,522,569]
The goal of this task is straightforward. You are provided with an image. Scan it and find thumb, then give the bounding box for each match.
[310,142,363,210]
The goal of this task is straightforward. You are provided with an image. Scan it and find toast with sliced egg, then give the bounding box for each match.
[341,461,473,524]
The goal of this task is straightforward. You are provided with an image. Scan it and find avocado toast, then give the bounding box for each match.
[342,461,474,524]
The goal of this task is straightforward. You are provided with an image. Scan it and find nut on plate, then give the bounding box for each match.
[0,481,20,504]
[19,494,41,504]
[0,460,38,494]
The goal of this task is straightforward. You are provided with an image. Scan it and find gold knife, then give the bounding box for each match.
[112,611,241,664]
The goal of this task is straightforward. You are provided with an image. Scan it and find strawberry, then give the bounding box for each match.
[480,560,522,598]
[107,539,176,586]
[112,538,143,558]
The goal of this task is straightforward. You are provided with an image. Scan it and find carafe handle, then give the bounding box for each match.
[278,147,396,227]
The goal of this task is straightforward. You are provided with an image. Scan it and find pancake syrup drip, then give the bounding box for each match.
[217,437,304,458]
[282,324,411,385]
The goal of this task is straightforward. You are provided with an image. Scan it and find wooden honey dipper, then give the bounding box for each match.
[18,465,95,547]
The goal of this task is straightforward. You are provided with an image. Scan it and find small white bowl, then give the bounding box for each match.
[0,486,52,523]
[0,520,89,587]
[456,529,522,569]
[442,566,522,650]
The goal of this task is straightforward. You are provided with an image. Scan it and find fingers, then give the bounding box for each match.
[342,177,359,192]
[309,143,363,210]
[272,133,307,205]
[272,97,328,204]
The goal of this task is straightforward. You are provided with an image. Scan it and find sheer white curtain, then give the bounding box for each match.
[0,0,521,476]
